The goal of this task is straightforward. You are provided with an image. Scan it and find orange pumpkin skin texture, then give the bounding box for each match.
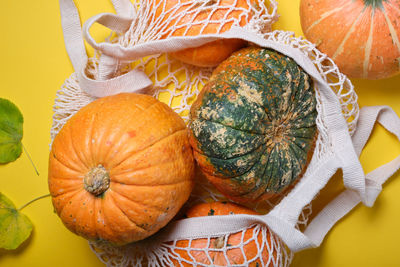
[300,0,400,79]
[170,202,276,266]
[171,38,246,68]
[155,0,254,67]
[48,93,194,245]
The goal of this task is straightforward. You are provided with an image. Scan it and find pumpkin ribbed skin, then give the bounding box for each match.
[189,47,317,203]
[48,93,194,245]
[170,202,276,266]
[171,38,246,68]
[155,0,254,67]
[300,0,400,79]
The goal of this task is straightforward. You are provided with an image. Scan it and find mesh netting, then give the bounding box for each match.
[51,0,359,266]
[119,0,278,47]
[90,224,290,266]
[88,173,313,266]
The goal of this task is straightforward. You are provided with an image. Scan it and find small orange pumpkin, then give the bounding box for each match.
[170,202,277,266]
[300,0,400,79]
[48,93,194,245]
[155,0,257,67]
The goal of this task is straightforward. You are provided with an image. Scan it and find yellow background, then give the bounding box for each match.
[1,0,400,266]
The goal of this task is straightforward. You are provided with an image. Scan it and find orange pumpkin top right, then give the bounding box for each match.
[300,0,400,79]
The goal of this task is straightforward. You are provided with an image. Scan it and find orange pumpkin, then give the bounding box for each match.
[48,93,194,245]
[300,0,400,79]
[170,202,277,266]
[155,0,257,67]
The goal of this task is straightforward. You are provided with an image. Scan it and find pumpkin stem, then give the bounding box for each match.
[84,165,110,196]
[213,236,225,249]
[363,0,385,9]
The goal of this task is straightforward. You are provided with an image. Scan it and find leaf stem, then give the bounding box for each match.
[22,143,39,176]
[18,194,51,211]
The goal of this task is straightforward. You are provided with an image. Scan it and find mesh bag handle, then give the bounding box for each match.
[81,0,276,60]
[58,0,400,255]
[269,105,400,251]
[110,0,134,17]
[59,0,152,97]
[82,16,234,60]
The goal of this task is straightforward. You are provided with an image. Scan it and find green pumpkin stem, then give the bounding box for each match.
[363,0,385,9]
[84,165,110,196]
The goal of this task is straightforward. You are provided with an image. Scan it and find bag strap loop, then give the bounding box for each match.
[82,12,134,50]
[110,0,135,18]
[59,0,87,72]
[59,0,152,97]
[267,106,400,251]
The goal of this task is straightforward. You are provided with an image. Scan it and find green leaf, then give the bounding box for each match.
[0,98,23,164]
[0,193,33,250]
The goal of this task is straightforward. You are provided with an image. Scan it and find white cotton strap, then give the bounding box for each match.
[96,0,136,81]
[352,106,400,156]
[95,1,135,82]
[97,54,119,80]
[301,189,360,248]
[111,0,135,18]
[59,0,152,97]
[77,68,153,97]
[275,105,400,251]
[354,106,400,205]
[59,0,87,72]
[155,211,314,247]
[83,12,133,40]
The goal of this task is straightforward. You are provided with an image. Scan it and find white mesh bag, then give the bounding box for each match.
[53,0,400,266]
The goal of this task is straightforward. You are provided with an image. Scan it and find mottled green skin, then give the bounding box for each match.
[189,47,317,203]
